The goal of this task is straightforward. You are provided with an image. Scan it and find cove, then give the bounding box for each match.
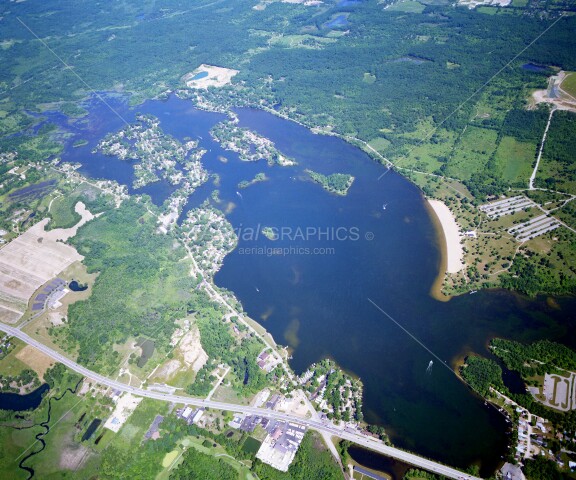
[53,95,576,476]
[0,384,49,412]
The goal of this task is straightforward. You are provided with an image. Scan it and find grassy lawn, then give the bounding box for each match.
[561,72,576,98]
[211,383,251,405]
[493,136,536,185]
[476,6,499,15]
[395,128,457,173]
[386,0,425,13]
[446,126,499,180]
[47,195,81,230]
[269,35,336,49]
[536,156,576,195]
[0,339,30,376]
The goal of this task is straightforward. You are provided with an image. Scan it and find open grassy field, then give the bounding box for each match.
[269,35,336,49]
[561,72,576,98]
[493,136,536,185]
[446,126,499,180]
[395,128,458,173]
[0,338,30,376]
[386,0,426,13]
[47,195,82,230]
[156,435,255,480]
[15,345,55,381]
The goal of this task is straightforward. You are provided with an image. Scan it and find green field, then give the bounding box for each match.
[395,127,457,173]
[446,126,499,180]
[386,0,426,13]
[47,195,82,230]
[561,72,576,98]
[493,136,535,185]
[241,436,261,454]
[0,339,30,377]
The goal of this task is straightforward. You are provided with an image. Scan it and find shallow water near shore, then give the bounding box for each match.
[55,94,576,476]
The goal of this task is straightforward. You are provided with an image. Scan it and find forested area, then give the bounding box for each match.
[66,199,201,372]
[192,313,269,396]
[538,111,576,193]
[491,338,576,375]
[64,197,268,392]
[170,448,237,480]
[2,0,575,158]
[501,108,550,143]
[459,355,506,397]
[500,254,576,297]
[523,456,566,480]
[470,338,576,442]
[305,169,354,195]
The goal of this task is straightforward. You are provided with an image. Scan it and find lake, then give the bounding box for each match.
[0,384,49,411]
[324,14,349,29]
[521,63,550,73]
[55,94,576,476]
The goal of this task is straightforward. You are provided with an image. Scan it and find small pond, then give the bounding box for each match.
[0,384,49,411]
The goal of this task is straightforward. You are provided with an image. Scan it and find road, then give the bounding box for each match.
[183,243,294,382]
[529,107,555,190]
[0,324,480,480]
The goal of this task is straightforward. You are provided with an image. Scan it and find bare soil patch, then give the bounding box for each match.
[15,344,56,380]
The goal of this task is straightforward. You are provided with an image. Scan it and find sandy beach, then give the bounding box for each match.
[427,199,464,274]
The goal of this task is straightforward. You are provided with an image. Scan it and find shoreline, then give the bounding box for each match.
[426,198,465,276]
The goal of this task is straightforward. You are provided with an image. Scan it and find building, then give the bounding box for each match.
[500,462,525,480]
[256,421,307,472]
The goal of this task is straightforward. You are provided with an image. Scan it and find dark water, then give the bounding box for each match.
[81,418,101,441]
[521,63,549,73]
[348,445,411,480]
[136,338,156,368]
[8,180,57,201]
[53,95,576,476]
[0,384,49,411]
[68,280,88,292]
[325,14,349,28]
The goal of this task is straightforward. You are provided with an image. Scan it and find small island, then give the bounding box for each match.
[305,169,354,196]
[210,116,296,166]
[261,226,278,241]
[238,172,268,189]
[72,139,88,148]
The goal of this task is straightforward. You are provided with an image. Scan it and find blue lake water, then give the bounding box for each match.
[521,63,549,73]
[0,384,49,411]
[325,14,349,29]
[191,71,209,80]
[52,94,576,476]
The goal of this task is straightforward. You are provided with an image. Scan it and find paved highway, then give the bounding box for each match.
[0,324,481,480]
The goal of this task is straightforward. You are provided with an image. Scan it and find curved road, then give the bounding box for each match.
[0,324,480,480]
